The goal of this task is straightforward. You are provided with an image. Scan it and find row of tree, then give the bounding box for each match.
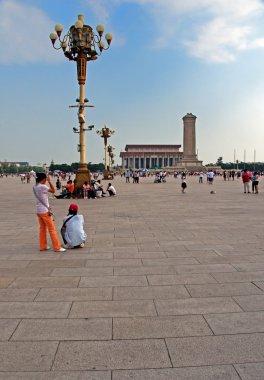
[206,157,264,171]
[49,162,105,173]
[0,162,105,174]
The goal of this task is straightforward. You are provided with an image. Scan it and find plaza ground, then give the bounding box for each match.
[0,174,264,379]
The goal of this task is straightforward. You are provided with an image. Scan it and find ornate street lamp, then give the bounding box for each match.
[107,145,115,171]
[49,14,112,193]
[96,126,115,179]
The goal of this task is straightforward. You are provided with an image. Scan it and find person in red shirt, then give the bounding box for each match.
[242,170,251,193]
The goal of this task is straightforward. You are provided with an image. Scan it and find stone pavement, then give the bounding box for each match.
[1,174,264,379]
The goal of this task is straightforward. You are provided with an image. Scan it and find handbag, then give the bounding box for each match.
[60,215,75,244]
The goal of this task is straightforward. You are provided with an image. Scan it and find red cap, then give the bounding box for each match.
[69,203,78,212]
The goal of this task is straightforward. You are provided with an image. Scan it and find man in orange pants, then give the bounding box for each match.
[33,173,66,252]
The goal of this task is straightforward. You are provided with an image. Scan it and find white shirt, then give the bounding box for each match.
[63,215,87,247]
[208,171,215,179]
[33,184,49,214]
[108,185,116,194]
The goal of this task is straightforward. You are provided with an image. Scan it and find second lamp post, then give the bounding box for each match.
[96,126,115,179]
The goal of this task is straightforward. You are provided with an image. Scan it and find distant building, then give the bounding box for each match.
[120,113,203,171]
[120,145,183,170]
[0,161,29,167]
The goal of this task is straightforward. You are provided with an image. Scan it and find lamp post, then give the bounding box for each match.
[107,145,115,171]
[49,14,112,194]
[96,126,115,179]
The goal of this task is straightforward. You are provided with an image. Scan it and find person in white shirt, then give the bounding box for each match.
[107,183,116,196]
[62,203,87,249]
[207,170,215,184]
[33,172,66,252]
[199,172,204,183]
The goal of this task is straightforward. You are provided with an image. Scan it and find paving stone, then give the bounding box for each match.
[233,263,264,272]
[112,366,240,380]
[235,362,264,380]
[205,311,264,335]
[36,287,112,301]
[0,288,39,301]
[0,372,111,380]
[0,319,20,340]
[61,253,113,260]
[0,342,58,371]
[212,271,264,283]
[138,245,164,252]
[196,256,254,264]
[166,333,264,367]
[0,278,14,288]
[79,276,148,287]
[0,302,71,318]
[10,277,80,288]
[165,250,218,258]
[186,283,263,297]
[85,259,142,267]
[141,258,199,266]
[12,318,112,341]
[155,297,242,315]
[27,259,87,268]
[113,285,190,300]
[51,267,113,277]
[113,251,166,259]
[0,261,30,268]
[147,274,217,286]
[114,266,176,275]
[233,295,264,311]
[113,315,212,339]
[254,281,264,291]
[69,300,156,318]
[53,340,171,370]
[174,264,236,273]
[0,268,52,277]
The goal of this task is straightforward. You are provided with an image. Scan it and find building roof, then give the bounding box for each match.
[125,144,181,151]
[120,151,183,157]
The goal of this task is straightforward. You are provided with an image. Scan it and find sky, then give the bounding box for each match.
[1,0,264,166]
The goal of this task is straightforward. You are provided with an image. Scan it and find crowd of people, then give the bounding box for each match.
[29,168,262,253]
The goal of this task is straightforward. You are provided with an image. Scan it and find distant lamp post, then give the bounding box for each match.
[107,145,115,171]
[49,14,112,193]
[96,126,115,179]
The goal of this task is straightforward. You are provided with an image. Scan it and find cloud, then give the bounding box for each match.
[85,0,264,63]
[0,0,62,64]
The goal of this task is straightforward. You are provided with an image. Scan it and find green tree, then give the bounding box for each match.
[216,157,223,166]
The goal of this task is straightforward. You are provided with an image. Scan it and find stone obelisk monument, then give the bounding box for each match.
[181,113,203,169]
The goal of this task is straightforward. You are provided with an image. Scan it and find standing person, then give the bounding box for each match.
[199,172,204,183]
[242,169,251,193]
[56,177,61,190]
[181,179,187,193]
[252,171,259,194]
[61,204,87,249]
[107,183,116,196]
[207,170,215,185]
[33,173,66,252]
[82,181,90,199]
[125,170,130,183]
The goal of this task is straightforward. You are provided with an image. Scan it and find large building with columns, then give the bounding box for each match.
[120,145,183,170]
[120,113,203,171]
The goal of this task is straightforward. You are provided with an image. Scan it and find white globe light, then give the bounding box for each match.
[96,24,105,33]
[75,20,83,29]
[55,24,63,33]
